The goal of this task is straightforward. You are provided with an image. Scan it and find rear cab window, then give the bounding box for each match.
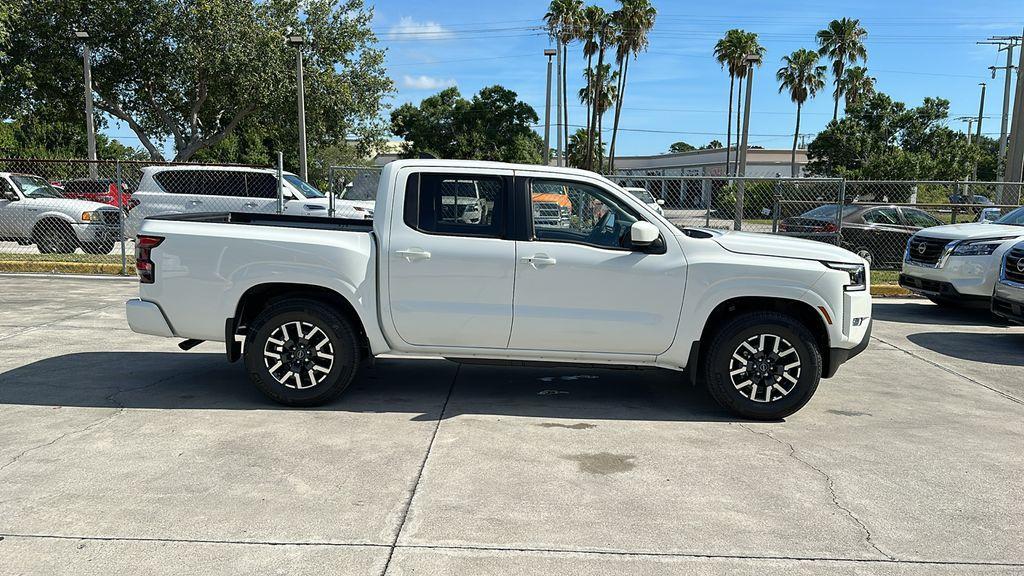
[403,172,507,238]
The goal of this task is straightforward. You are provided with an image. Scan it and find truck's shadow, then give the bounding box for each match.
[872,301,1007,327]
[905,332,1024,366]
[0,352,738,422]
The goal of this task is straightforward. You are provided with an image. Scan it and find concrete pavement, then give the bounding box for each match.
[0,276,1021,575]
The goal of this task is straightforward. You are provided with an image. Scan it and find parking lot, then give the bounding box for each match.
[0,275,1021,575]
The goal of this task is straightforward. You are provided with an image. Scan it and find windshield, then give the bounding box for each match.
[994,206,1024,226]
[627,189,656,203]
[801,204,860,219]
[283,174,325,199]
[10,174,63,198]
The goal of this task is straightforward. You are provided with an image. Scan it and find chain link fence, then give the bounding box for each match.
[1,158,1022,276]
[0,158,375,273]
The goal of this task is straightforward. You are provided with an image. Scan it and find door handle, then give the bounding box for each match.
[396,248,431,262]
[520,254,557,267]
[243,202,258,208]
[188,200,204,206]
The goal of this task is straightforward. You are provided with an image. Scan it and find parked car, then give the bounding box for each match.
[622,186,665,215]
[992,240,1024,324]
[126,159,872,421]
[948,193,994,206]
[779,204,941,267]
[58,177,136,210]
[978,207,1005,223]
[0,172,122,254]
[125,165,375,236]
[899,206,1024,306]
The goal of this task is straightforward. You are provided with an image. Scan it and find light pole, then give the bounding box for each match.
[287,35,308,181]
[555,41,563,167]
[543,49,556,165]
[734,54,758,231]
[973,82,986,181]
[75,30,97,179]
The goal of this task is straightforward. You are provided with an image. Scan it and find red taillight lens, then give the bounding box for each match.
[136,235,164,284]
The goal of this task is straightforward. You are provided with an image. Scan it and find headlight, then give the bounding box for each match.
[951,238,1013,256]
[81,210,103,222]
[824,262,866,292]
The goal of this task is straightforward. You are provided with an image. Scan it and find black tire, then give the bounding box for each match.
[704,311,822,420]
[33,220,78,254]
[82,240,115,255]
[244,299,361,406]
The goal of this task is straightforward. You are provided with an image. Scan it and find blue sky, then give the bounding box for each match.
[372,0,1024,156]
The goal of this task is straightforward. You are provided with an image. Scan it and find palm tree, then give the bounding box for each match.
[714,29,745,178]
[544,0,584,161]
[777,49,826,177]
[839,66,875,108]
[578,5,605,150]
[607,0,656,173]
[581,6,613,170]
[816,17,868,121]
[578,63,618,172]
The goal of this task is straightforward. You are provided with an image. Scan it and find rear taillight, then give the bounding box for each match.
[136,235,164,284]
[817,222,838,233]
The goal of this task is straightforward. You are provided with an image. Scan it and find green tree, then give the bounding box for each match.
[777,49,826,177]
[567,127,603,168]
[583,6,614,170]
[0,103,147,160]
[607,0,656,172]
[3,0,392,163]
[669,141,695,153]
[806,93,992,193]
[544,0,583,158]
[701,139,723,150]
[816,17,868,121]
[390,85,544,164]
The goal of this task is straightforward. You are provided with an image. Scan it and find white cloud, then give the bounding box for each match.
[389,16,452,40]
[402,75,457,90]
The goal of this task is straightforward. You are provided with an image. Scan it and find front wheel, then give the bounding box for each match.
[244,299,361,406]
[82,240,115,255]
[704,311,822,420]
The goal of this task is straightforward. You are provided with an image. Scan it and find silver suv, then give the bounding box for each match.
[992,240,1024,324]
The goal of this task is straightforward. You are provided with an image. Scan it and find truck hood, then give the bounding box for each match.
[707,229,863,264]
[914,222,1024,241]
[22,197,117,213]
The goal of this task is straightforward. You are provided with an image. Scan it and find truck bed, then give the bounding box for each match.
[148,211,374,233]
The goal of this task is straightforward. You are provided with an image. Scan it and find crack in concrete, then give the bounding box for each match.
[738,424,895,561]
[1,532,1021,568]
[0,370,196,474]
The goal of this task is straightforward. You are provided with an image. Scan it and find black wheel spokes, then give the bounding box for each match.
[263,321,334,390]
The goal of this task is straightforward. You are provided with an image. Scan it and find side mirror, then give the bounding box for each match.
[630,221,660,247]
[656,199,665,205]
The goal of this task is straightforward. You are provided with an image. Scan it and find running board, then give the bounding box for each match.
[444,357,646,370]
[178,339,205,351]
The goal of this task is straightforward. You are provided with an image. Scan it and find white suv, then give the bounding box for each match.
[1,172,122,254]
[126,166,375,236]
[992,240,1024,324]
[900,206,1024,305]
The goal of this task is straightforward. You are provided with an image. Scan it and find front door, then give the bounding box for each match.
[509,174,687,355]
[387,168,515,348]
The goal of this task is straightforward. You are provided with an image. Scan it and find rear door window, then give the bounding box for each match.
[202,171,248,197]
[862,208,899,225]
[154,171,199,195]
[405,173,505,237]
[246,173,279,198]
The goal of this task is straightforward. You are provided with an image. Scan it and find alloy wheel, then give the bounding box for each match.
[263,320,335,390]
[728,333,802,403]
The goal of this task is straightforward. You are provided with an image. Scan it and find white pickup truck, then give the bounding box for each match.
[126,160,872,420]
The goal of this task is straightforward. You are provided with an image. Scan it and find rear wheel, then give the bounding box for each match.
[704,311,822,420]
[244,299,361,406]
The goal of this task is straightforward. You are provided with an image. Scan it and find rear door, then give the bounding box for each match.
[386,167,515,348]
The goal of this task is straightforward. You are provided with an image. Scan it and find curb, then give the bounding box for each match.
[0,261,134,275]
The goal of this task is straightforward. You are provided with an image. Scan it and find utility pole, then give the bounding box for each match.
[982,37,1020,182]
[735,54,758,231]
[974,82,986,180]
[555,40,563,167]
[287,35,308,181]
[1004,29,1024,193]
[75,30,97,179]
[543,49,556,165]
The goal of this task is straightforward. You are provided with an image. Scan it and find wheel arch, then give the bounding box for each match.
[688,296,832,385]
[229,283,374,363]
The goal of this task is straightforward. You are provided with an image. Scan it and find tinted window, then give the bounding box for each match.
[283,174,325,198]
[862,208,899,225]
[801,204,860,219]
[247,173,279,199]
[408,173,504,237]
[203,171,248,197]
[531,179,639,250]
[902,208,940,228]
[154,171,199,195]
[995,206,1024,226]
